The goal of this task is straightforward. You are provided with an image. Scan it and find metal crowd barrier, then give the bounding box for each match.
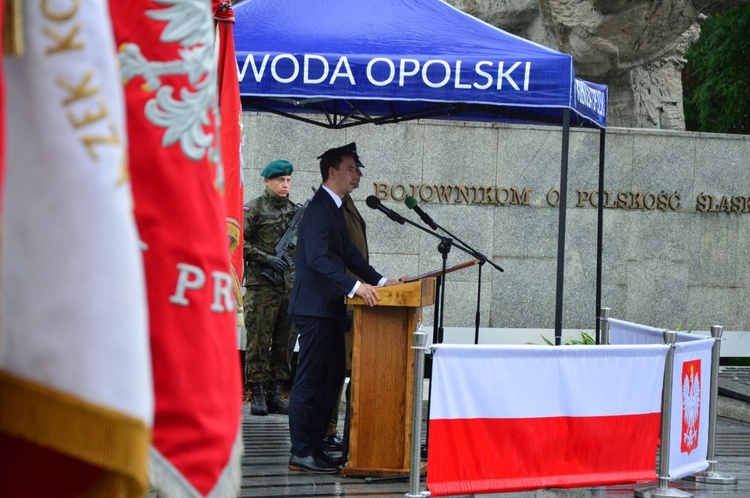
[599,309,738,497]
[682,326,737,485]
[407,323,430,498]
[405,312,738,498]
[634,330,689,498]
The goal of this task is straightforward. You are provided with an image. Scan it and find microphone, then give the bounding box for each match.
[365,195,405,224]
[404,196,438,230]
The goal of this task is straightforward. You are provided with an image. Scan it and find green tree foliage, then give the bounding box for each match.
[683,4,750,134]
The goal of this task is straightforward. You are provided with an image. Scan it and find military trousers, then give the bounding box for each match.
[243,286,297,385]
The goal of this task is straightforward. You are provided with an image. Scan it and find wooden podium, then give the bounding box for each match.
[341,278,435,477]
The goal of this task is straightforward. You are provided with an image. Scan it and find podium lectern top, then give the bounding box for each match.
[344,278,435,308]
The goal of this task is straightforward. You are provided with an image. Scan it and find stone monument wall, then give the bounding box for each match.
[242,112,750,335]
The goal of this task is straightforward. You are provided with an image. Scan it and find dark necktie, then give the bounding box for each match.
[337,202,345,222]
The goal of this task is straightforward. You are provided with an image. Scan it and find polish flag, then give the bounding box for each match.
[427,344,669,496]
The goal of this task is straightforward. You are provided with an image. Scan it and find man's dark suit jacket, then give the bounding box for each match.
[288,187,382,318]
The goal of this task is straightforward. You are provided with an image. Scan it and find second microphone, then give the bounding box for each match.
[404,196,438,230]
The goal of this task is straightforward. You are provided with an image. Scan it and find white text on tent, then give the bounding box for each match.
[238,54,532,91]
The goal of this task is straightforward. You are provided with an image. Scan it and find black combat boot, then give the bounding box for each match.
[266,379,289,415]
[249,382,268,416]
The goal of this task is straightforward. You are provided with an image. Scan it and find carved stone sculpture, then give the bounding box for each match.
[448,0,749,129]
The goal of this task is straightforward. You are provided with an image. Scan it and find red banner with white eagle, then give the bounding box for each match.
[109,1,242,496]
[213,0,246,351]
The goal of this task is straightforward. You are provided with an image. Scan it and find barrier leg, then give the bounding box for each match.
[406,324,430,498]
[635,331,693,498]
[600,307,611,345]
[682,325,738,485]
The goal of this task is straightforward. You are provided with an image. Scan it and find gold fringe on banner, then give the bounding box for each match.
[4,0,24,56]
[0,371,151,497]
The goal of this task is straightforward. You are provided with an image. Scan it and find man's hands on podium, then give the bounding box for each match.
[355,283,380,307]
[356,276,408,306]
[385,276,408,287]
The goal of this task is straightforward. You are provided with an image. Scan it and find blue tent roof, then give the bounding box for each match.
[233,0,607,129]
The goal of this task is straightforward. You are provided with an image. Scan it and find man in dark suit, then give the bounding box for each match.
[287,145,401,474]
[324,143,368,457]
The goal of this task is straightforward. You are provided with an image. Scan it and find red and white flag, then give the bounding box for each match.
[213,0,245,350]
[0,1,152,496]
[668,338,713,479]
[110,0,242,496]
[427,344,669,496]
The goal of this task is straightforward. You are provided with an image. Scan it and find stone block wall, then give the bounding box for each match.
[242,113,750,333]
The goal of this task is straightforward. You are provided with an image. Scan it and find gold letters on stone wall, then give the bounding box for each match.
[372,182,750,214]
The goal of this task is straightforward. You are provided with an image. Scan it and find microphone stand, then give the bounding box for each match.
[379,205,506,474]
[371,206,482,465]
[436,238,450,344]
[429,221,504,345]
[376,213,482,345]
[377,204,507,472]
[414,221,504,464]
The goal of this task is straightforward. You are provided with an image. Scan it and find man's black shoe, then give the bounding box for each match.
[288,454,339,474]
[316,450,343,467]
[323,433,344,451]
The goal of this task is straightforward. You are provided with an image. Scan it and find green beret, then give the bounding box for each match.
[261,160,294,178]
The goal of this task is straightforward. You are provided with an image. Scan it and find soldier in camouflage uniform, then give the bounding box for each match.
[244,160,299,416]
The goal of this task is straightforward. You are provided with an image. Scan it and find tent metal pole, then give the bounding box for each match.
[595,128,606,343]
[554,109,571,346]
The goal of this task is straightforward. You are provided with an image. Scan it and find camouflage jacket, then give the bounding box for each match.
[243,187,298,289]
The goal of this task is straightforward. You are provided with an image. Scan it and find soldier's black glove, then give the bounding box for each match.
[266,256,290,273]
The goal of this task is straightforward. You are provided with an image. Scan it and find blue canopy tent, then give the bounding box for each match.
[233,0,609,343]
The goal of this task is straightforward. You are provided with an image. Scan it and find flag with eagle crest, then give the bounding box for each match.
[668,338,713,479]
[109,0,242,496]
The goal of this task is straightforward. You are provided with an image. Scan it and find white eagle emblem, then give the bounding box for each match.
[117,0,220,167]
[681,363,701,452]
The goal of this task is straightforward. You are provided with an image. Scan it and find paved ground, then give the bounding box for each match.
[719,366,750,403]
[239,390,750,498]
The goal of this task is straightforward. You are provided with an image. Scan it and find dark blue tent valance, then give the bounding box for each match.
[233,0,607,129]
